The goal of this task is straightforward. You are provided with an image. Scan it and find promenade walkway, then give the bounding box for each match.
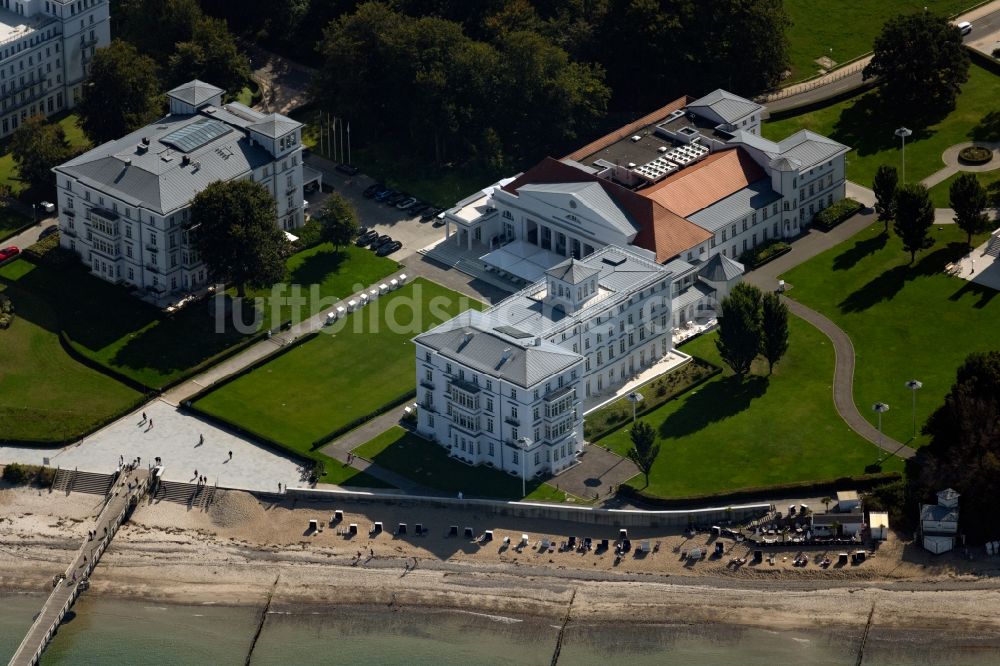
[8,467,150,666]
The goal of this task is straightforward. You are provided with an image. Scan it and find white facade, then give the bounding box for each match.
[0,0,109,137]
[414,246,676,479]
[53,80,304,303]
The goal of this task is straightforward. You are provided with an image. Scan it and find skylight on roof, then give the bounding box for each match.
[161,118,231,153]
[494,325,533,340]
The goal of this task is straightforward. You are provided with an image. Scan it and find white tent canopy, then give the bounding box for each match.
[480,239,567,282]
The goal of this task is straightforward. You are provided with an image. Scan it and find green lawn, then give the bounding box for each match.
[0,114,91,196]
[244,243,400,328]
[927,169,1000,208]
[293,107,504,207]
[0,239,399,389]
[598,318,904,498]
[353,427,567,501]
[0,260,142,442]
[784,0,976,83]
[763,63,1000,188]
[194,279,484,450]
[312,453,394,488]
[781,223,997,447]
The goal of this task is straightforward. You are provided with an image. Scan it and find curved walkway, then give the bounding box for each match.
[781,297,915,460]
[921,141,1000,189]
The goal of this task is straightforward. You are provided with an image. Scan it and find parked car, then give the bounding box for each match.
[432,213,447,227]
[0,246,20,262]
[408,202,429,216]
[958,21,972,35]
[396,196,418,210]
[363,183,383,198]
[336,163,360,176]
[38,225,59,239]
[370,234,392,250]
[40,201,56,214]
[386,192,409,206]
[421,207,443,221]
[375,240,402,256]
[375,188,397,202]
[356,229,379,246]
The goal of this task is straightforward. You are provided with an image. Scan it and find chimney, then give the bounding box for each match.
[534,337,542,347]
[181,155,191,167]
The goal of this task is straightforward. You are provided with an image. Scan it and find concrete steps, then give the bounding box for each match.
[70,470,114,496]
[154,480,215,509]
[51,468,73,494]
[986,232,1000,258]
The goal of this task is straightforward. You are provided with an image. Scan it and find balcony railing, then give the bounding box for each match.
[420,379,435,390]
[145,264,160,274]
[504,415,520,427]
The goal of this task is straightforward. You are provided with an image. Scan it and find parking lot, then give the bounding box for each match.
[304,155,447,263]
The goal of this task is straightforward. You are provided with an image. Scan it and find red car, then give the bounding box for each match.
[0,246,19,262]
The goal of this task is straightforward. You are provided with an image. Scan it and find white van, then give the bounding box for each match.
[957,21,972,36]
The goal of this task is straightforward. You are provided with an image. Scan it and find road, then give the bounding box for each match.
[764,3,1000,114]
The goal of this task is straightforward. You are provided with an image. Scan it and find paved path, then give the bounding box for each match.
[0,401,308,491]
[8,467,148,666]
[745,195,916,460]
[554,445,640,501]
[920,141,1000,189]
[2,216,56,247]
[761,3,1000,114]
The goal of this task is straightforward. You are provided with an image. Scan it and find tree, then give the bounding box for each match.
[9,116,74,195]
[168,16,251,94]
[190,180,287,298]
[77,40,162,145]
[114,0,203,61]
[760,292,789,374]
[626,421,660,488]
[893,183,936,263]
[315,193,360,250]
[949,173,991,246]
[911,351,1000,542]
[716,282,763,378]
[863,13,970,117]
[872,165,898,233]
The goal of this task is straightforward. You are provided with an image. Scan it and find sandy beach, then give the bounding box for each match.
[4,485,1000,642]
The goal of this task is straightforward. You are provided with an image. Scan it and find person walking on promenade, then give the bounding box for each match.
[228,450,233,460]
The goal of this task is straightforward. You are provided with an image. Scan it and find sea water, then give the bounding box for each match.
[1,595,998,665]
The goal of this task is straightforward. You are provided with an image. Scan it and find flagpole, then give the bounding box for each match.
[339,116,344,164]
[347,122,351,164]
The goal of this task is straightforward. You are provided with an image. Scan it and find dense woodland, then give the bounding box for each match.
[194,0,790,167]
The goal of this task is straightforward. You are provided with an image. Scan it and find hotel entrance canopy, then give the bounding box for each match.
[480,240,567,283]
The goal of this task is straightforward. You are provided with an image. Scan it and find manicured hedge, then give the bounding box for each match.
[812,198,863,231]
[739,240,791,269]
[617,471,902,508]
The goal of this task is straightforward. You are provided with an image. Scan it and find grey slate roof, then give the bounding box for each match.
[687,178,782,232]
[166,80,224,107]
[673,281,714,312]
[55,112,274,215]
[247,113,300,138]
[697,253,744,282]
[546,258,601,284]
[921,504,960,524]
[777,130,849,169]
[415,310,581,388]
[516,181,638,237]
[687,89,763,124]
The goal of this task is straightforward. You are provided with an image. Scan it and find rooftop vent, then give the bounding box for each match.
[122,157,132,166]
[534,337,542,347]
[627,162,636,168]
[181,155,191,167]
[657,146,668,153]
[136,144,148,154]
[630,135,642,142]
[496,347,513,370]
[141,137,150,146]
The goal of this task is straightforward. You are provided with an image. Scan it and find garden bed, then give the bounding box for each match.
[812,198,863,231]
[958,145,993,165]
[740,240,792,269]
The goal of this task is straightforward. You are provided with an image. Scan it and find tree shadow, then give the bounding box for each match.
[288,247,347,287]
[830,93,938,160]
[657,375,769,440]
[970,110,1000,143]
[838,242,972,313]
[832,232,888,272]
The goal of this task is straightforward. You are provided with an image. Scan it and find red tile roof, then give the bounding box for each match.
[638,148,765,216]
[502,157,711,263]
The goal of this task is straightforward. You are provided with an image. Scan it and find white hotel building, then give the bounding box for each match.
[414,245,694,478]
[0,0,109,137]
[53,80,308,304]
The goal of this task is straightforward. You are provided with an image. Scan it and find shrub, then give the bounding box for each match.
[958,146,993,165]
[812,198,863,231]
[24,233,77,266]
[2,463,54,485]
[0,293,12,329]
[739,240,791,269]
[293,219,324,249]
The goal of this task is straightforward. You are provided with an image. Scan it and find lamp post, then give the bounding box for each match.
[895,127,913,183]
[517,436,532,498]
[905,380,923,441]
[32,203,36,226]
[626,391,644,423]
[872,403,890,458]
